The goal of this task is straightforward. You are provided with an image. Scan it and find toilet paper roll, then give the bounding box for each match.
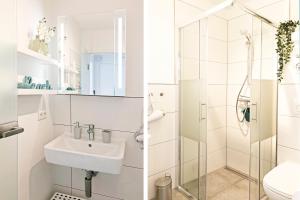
[136,135,144,142]
[148,110,165,123]
[135,134,151,142]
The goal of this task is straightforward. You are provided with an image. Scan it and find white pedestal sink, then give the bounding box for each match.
[44,133,126,174]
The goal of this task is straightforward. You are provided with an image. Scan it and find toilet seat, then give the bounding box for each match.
[263,162,300,199]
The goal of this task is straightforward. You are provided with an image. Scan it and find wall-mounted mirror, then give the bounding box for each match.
[57,10,126,96]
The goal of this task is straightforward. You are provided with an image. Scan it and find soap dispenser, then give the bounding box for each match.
[73,122,82,139]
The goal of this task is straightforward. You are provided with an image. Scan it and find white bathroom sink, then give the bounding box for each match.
[44,133,126,174]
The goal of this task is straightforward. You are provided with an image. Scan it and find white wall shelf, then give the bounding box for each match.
[17,47,59,66]
[18,89,58,96]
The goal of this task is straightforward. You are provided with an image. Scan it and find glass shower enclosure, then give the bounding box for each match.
[178,2,278,200]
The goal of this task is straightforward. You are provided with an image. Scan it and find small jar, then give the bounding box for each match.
[102,130,111,143]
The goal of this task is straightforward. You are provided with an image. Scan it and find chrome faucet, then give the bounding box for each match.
[86,124,95,141]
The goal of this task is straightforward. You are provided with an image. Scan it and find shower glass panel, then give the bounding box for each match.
[250,19,278,200]
[178,11,278,200]
[179,20,207,200]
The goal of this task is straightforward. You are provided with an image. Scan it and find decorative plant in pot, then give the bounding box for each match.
[29,17,56,56]
[276,20,300,82]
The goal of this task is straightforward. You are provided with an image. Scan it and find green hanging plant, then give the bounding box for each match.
[276,20,300,82]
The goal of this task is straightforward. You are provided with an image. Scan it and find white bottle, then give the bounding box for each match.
[73,122,82,139]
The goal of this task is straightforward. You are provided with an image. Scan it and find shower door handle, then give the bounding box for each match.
[251,103,257,121]
[200,103,207,121]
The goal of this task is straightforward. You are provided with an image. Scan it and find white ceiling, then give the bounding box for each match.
[178,0,285,20]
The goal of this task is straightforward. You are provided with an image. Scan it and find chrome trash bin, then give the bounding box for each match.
[155,174,172,200]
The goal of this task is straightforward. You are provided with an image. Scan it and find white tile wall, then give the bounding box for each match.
[228,14,252,41]
[226,10,251,174]
[149,84,178,113]
[50,95,143,200]
[71,96,143,133]
[207,148,226,173]
[70,167,143,200]
[207,106,226,131]
[52,165,72,187]
[255,0,290,24]
[18,95,55,200]
[227,106,240,128]
[207,85,227,107]
[149,113,176,145]
[149,134,177,176]
[290,0,299,20]
[228,39,248,63]
[182,159,199,182]
[206,38,227,63]
[206,16,228,41]
[207,128,226,154]
[181,58,199,80]
[148,83,178,199]
[29,160,54,200]
[278,84,300,117]
[225,0,293,174]
[206,62,227,85]
[278,145,300,164]
[182,137,198,162]
[228,62,247,85]
[205,15,228,173]
[227,127,250,154]
[148,0,175,84]
[71,189,119,200]
[52,95,71,125]
[227,148,250,174]
[175,0,203,27]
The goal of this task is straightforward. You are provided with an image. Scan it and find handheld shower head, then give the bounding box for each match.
[240,30,251,44]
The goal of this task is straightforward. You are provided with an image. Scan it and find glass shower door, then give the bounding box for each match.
[0,0,19,199]
[250,19,278,200]
[179,20,207,200]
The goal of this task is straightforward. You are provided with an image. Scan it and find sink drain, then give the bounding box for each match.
[51,192,86,200]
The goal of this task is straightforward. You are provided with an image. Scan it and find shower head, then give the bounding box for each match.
[240,30,252,44]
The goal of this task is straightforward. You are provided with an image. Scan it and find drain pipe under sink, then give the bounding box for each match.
[85,170,98,198]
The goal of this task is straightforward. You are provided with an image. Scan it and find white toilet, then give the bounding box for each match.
[263,162,300,200]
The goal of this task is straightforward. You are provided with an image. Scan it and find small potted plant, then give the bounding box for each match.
[276,20,300,82]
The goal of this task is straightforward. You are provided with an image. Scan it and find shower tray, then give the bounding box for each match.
[51,192,86,200]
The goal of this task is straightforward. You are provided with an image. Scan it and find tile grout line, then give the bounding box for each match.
[148,165,178,177]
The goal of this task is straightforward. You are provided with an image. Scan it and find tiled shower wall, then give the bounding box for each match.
[205,16,228,173]
[51,95,143,200]
[227,14,253,175]
[277,0,300,164]
[174,0,296,183]
[226,0,292,175]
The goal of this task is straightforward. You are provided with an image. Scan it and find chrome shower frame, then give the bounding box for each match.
[178,0,277,29]
[177,0,278,200]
